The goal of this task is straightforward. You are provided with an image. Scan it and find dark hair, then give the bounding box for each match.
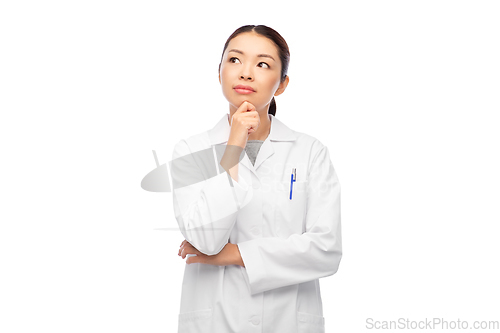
[218,25,290,117]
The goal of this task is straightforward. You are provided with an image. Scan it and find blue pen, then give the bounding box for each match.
[289,168,296,200]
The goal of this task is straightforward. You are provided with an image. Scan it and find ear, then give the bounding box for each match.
[274,75,289,97]
[218,63,222,84]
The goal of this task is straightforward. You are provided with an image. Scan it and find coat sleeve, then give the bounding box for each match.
[171,139,253,255]
[237,145,342,295]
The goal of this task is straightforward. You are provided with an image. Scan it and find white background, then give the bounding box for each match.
[1,0,499,332]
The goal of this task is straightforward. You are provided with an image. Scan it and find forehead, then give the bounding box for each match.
[226,32,279,58]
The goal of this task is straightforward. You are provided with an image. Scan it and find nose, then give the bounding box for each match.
[240,64,253,81]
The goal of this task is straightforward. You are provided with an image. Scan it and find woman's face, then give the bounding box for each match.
[219,31,288,114]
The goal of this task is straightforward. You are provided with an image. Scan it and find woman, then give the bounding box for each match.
[172,25,342,333]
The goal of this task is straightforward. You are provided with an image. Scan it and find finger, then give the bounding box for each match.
[185,244,202,256]
[234,101,246,114]
[181,244,199,259]
[181,247,191,259]
[246,102,256,112]
[236,101,254,114]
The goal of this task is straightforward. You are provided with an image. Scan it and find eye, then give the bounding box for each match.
[258,62,270,69]
[229,57,240,63]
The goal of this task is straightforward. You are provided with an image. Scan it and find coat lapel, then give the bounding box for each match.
[208,113,297,178]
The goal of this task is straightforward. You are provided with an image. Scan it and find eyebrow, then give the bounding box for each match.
[228,49,276,62]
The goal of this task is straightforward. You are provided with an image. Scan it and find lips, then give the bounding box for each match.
[234,85,255,92]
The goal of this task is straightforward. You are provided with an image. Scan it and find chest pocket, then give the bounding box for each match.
[273,180,308,238]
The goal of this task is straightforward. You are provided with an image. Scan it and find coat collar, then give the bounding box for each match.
[208,113,297,145]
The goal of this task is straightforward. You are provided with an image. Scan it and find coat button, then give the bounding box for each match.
[250,316,260,325]
[250,226,260,236]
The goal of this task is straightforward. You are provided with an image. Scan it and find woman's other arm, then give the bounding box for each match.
[237,145,342,295]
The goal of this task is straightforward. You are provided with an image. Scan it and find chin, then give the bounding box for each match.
[230,97,254,107]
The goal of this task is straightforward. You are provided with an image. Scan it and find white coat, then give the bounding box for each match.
[171,113,342,333]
